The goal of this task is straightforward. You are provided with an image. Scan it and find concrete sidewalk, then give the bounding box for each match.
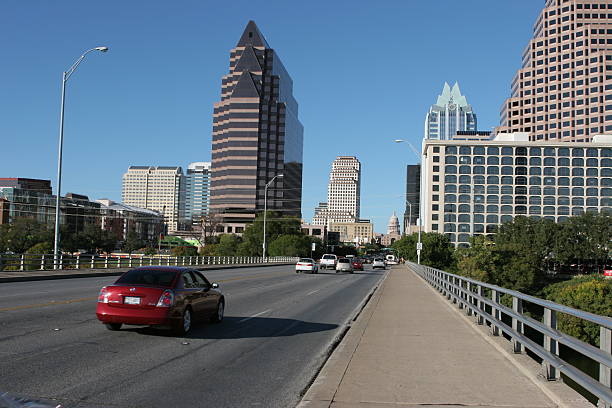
[300,265,590,408]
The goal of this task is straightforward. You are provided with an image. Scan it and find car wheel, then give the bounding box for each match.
[105,323,122,331]
[175,308,192,335]
[211,299,224,323]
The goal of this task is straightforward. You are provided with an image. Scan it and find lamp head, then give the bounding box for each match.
[277,174,284,178]
[394,139,404,143]
[95,47,109,52]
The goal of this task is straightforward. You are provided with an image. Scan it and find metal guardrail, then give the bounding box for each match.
[0,253,298,272]
[410,262,612,407]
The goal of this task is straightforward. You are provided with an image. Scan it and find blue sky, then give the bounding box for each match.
[0,0,544,232]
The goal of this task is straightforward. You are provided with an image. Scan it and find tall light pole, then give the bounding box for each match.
[394,139,423,264]
[53,46,109,269]
[262,174,283,259]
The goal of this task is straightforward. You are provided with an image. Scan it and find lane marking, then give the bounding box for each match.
[0,271,292,313]
[306,289,320,296]
[238,309,271,324]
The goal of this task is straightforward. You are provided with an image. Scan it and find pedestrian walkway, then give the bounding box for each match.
[300,265,590,408]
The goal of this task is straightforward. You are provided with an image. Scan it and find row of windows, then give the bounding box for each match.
[444,185,604,195]
[445,165,612,176]
[444,195,610,205]
[444,175,612,188]
[442,204,609,215]
[443,146,611,156]
[445,156,610,166]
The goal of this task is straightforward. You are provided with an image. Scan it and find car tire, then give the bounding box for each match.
[105,323,122,331]
[175,307,192,335]
[211,299,224,323]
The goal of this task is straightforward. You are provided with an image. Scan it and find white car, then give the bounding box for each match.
[320,254,337,270]
[336,258,354,273]
[296,258,318,274]
[372,258,386,269]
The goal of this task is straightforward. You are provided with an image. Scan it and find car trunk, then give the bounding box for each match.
[103,285,166,310]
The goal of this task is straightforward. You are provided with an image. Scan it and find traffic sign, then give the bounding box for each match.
[416,242,423,251]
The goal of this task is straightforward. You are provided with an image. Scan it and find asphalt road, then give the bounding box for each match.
[0,264,387,408]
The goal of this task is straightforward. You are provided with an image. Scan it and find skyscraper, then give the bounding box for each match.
[424,82,477,140]
[210,21,304,225]
[122,166,185,232]
[498,0,612,142]
[404,164,420,234]
[312,156,361,225]
[184,162,211,228]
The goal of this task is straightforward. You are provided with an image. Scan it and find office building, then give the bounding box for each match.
[421,133,612,247]
[97,199,164,242]
[209,20,304,224]
[329,220,373,245]
[184,162,211,228]
[498,0,612,142]
[122,166,185,232]
[313,156,361,226]
[404,164,420,234]
[424,82,477,141]
[0,178,55,225]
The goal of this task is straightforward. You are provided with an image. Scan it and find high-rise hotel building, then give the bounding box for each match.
[312,156,361,225]
[122,166,185,232]
[184,162,211,227]
[210,21,304,224]
[424,82,477,141]
[498,0,612,142]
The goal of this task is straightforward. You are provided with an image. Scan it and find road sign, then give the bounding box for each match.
[416,242,423,251]
[311,242,316,251]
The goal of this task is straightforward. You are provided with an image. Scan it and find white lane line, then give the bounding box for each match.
[306,289,320,296]
[238,309,271,324]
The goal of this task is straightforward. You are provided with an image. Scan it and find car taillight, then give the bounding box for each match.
[98,287,109,303]
[156,290,175,307]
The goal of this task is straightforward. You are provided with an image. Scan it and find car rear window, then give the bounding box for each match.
[116,269,177,287]
[338,258,350,263]
[322,255,336,259]
[299,258,313,262]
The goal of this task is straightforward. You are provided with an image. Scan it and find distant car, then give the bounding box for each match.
[96,267,224,335]
[296,258,318,274]
[320,254,338,270]
[372,258,386,270]
[351,258,364,271]
[385,254,398,265]
[336,258,354,273]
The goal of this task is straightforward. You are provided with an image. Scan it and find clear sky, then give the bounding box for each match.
[0,0,544,232]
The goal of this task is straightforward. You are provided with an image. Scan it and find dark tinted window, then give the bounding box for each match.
[182,272,196,288]
[116,269,176,287]
[192,271,210,288]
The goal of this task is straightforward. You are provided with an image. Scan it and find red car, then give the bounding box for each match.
[96,267,224,335]
[351,258,364,271]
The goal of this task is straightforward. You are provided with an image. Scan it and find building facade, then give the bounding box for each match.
[210,20,304,224]
[498,0,612,142]
[313,156,361,226]
[424,82,477,141]
[404,164,420,234]
[97,199,165,242]
[122,166,185,232]
[421,133,612,246]
[329,220,373,245]
[184,162,211,228]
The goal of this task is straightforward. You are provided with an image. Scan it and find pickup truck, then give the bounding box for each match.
[320,254,337,270]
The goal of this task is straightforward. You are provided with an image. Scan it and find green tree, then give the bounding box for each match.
[216,234,241,256]
[122,231,145,254]
[238,212,301,256]
[454,235,498,282]
[199,244,218,256]
[554,212,611,272]
[392,232,454,270]
[171,245,198,257]
[268,234,311,257]
[543,275,612,346]
[0,218,53,253]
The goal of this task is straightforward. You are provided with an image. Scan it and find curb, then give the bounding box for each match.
[297,268,391,408]
[0,263,294,283]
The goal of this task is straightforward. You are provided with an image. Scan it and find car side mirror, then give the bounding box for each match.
[211,283,219,289]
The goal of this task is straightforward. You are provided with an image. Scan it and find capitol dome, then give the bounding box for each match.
[387,212,401,235]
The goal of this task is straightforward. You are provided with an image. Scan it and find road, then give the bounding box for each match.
[0,264,386,408]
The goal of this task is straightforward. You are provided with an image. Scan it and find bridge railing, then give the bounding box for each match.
[0,253,298,272]
[410,262,612,407]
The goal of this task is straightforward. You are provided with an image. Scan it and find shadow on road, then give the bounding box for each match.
[129,316,339,339]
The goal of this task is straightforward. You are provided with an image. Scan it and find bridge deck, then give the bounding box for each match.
[301,265,575,408]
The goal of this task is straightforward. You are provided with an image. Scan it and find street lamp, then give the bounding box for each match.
[262,174,283,259]
[394,139,423,264]
[53,46,109,269]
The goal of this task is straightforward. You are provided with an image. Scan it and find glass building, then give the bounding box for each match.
[421,133,612,246]
[184,162,211,228]
[210,21,304,224]
[424,82,477,140]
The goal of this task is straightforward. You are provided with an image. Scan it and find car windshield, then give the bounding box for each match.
[322,255,335,259]
[299,258,313,262]
[115,269,177,287]
[374,258,383,262]
[338,258,349,263]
